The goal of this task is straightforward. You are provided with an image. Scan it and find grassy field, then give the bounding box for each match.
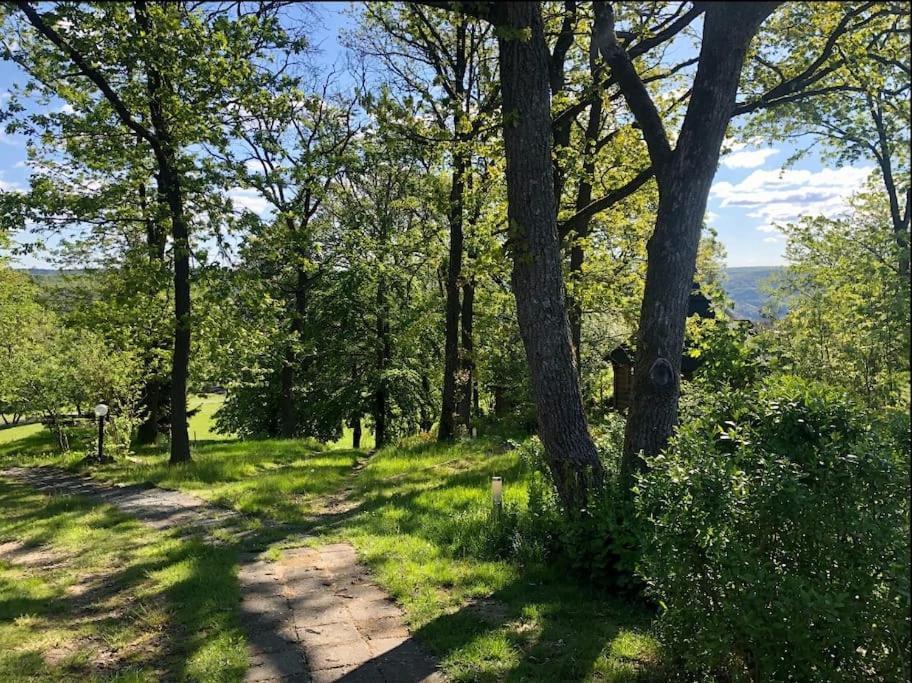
[0,479,246,682]
[0,399,659,681]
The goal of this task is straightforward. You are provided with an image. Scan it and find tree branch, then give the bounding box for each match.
[559,167,654,238]
[592,2,671,173]
[13,1,159,149]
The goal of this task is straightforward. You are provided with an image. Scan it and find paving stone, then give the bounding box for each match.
[334,582,387,602]
[299,621,362,647]
[241,577,286,596]
[304,638,372,671]
[245,649,308,681]
[248,628,299,654]
[310,663,383,683]
[355,616,410,641]
[284,574,333,596]
[288,592,338,613]
[1,468,442,683]
[346,598,402,622]
[240,594,291,616]
[301,602,353,627]
[377,665,445,683]
[366,635,409,657]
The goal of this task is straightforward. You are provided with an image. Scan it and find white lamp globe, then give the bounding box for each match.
[94,403,109,418]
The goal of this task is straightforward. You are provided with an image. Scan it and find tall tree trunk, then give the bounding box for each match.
[457,277,475,428]
[351,417,362,449]
[135,177,169,445]
[373,272,391,449]
[157,156,192,465]
[138,1,191,464]
[870,96,911,283]
[279,267,307,437]
[497,1,603,509]
[419,375,434,432]
[439,149,468,441]
[612,3,775,482]
[567,76,602,370]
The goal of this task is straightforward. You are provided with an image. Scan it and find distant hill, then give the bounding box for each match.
[723,266,785,321]
[21,266,786,322]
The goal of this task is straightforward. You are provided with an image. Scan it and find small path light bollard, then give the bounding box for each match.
[491,476,503,514]
[94,403,109,462]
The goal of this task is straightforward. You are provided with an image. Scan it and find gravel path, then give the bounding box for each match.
[1,465,442,682]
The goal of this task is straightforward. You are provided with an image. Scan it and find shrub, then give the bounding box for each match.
[636,375,911,681]
[479,415,640,587]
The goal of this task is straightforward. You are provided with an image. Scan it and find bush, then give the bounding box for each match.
[636,375,910,681]
[455,415,639,587]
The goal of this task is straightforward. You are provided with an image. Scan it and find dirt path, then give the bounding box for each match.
[1,465,442,683]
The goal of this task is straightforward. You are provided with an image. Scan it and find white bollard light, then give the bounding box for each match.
[491,476,503,512]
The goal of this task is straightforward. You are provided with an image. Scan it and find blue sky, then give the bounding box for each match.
[0,2,875,269]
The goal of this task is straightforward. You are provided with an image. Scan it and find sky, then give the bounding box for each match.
[0,2,875,269]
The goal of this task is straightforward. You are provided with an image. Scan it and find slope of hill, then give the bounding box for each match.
[723,266,784,321]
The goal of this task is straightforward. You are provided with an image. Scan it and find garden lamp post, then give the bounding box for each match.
[94,403,108,461]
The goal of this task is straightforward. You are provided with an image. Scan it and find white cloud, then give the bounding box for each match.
[711,165,873,226]
[0,172,23,192]
[244,159,265,175]
[227,187,271,216]
[763,236,780,243]
[722,148,779,169]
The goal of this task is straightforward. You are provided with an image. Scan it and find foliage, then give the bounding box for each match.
[637,375,911,681]
[768,191,910,405]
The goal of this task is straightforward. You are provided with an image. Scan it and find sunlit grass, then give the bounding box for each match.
[2,405,660,680]
[297,437,661,681]
[187,393,234,443]
[0,479,245,682]
[109,439,361,525]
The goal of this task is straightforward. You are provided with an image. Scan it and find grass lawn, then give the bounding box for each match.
[0,479,246,682]
[301,438,660,681]
[1,403,660,681]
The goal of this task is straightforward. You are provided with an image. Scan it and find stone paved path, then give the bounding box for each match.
[1,465,443,682]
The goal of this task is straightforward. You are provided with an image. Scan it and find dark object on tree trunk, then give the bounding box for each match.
[609,286,715,411]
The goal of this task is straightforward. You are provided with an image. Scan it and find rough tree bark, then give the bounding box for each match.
[456,276,475,428]
[593,1,778,483]
[439,147,468,440]
[869,96,911,283]
[497,1,604,508]
[567,38,604,369]
[373,270,391,450]
[139,0,192,465]
[279,266,307,438]
[135,178,170,445]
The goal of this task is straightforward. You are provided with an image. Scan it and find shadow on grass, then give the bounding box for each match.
[0,479,257,681]
[294,439,661,681]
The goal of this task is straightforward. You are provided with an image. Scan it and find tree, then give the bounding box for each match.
[5,1,288,463]
[494,1,605,507]
[355,3,499,439]
[591,1,779,480]
[739,1,911,281]
[770,189,910,405]
[215,73,359,437]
